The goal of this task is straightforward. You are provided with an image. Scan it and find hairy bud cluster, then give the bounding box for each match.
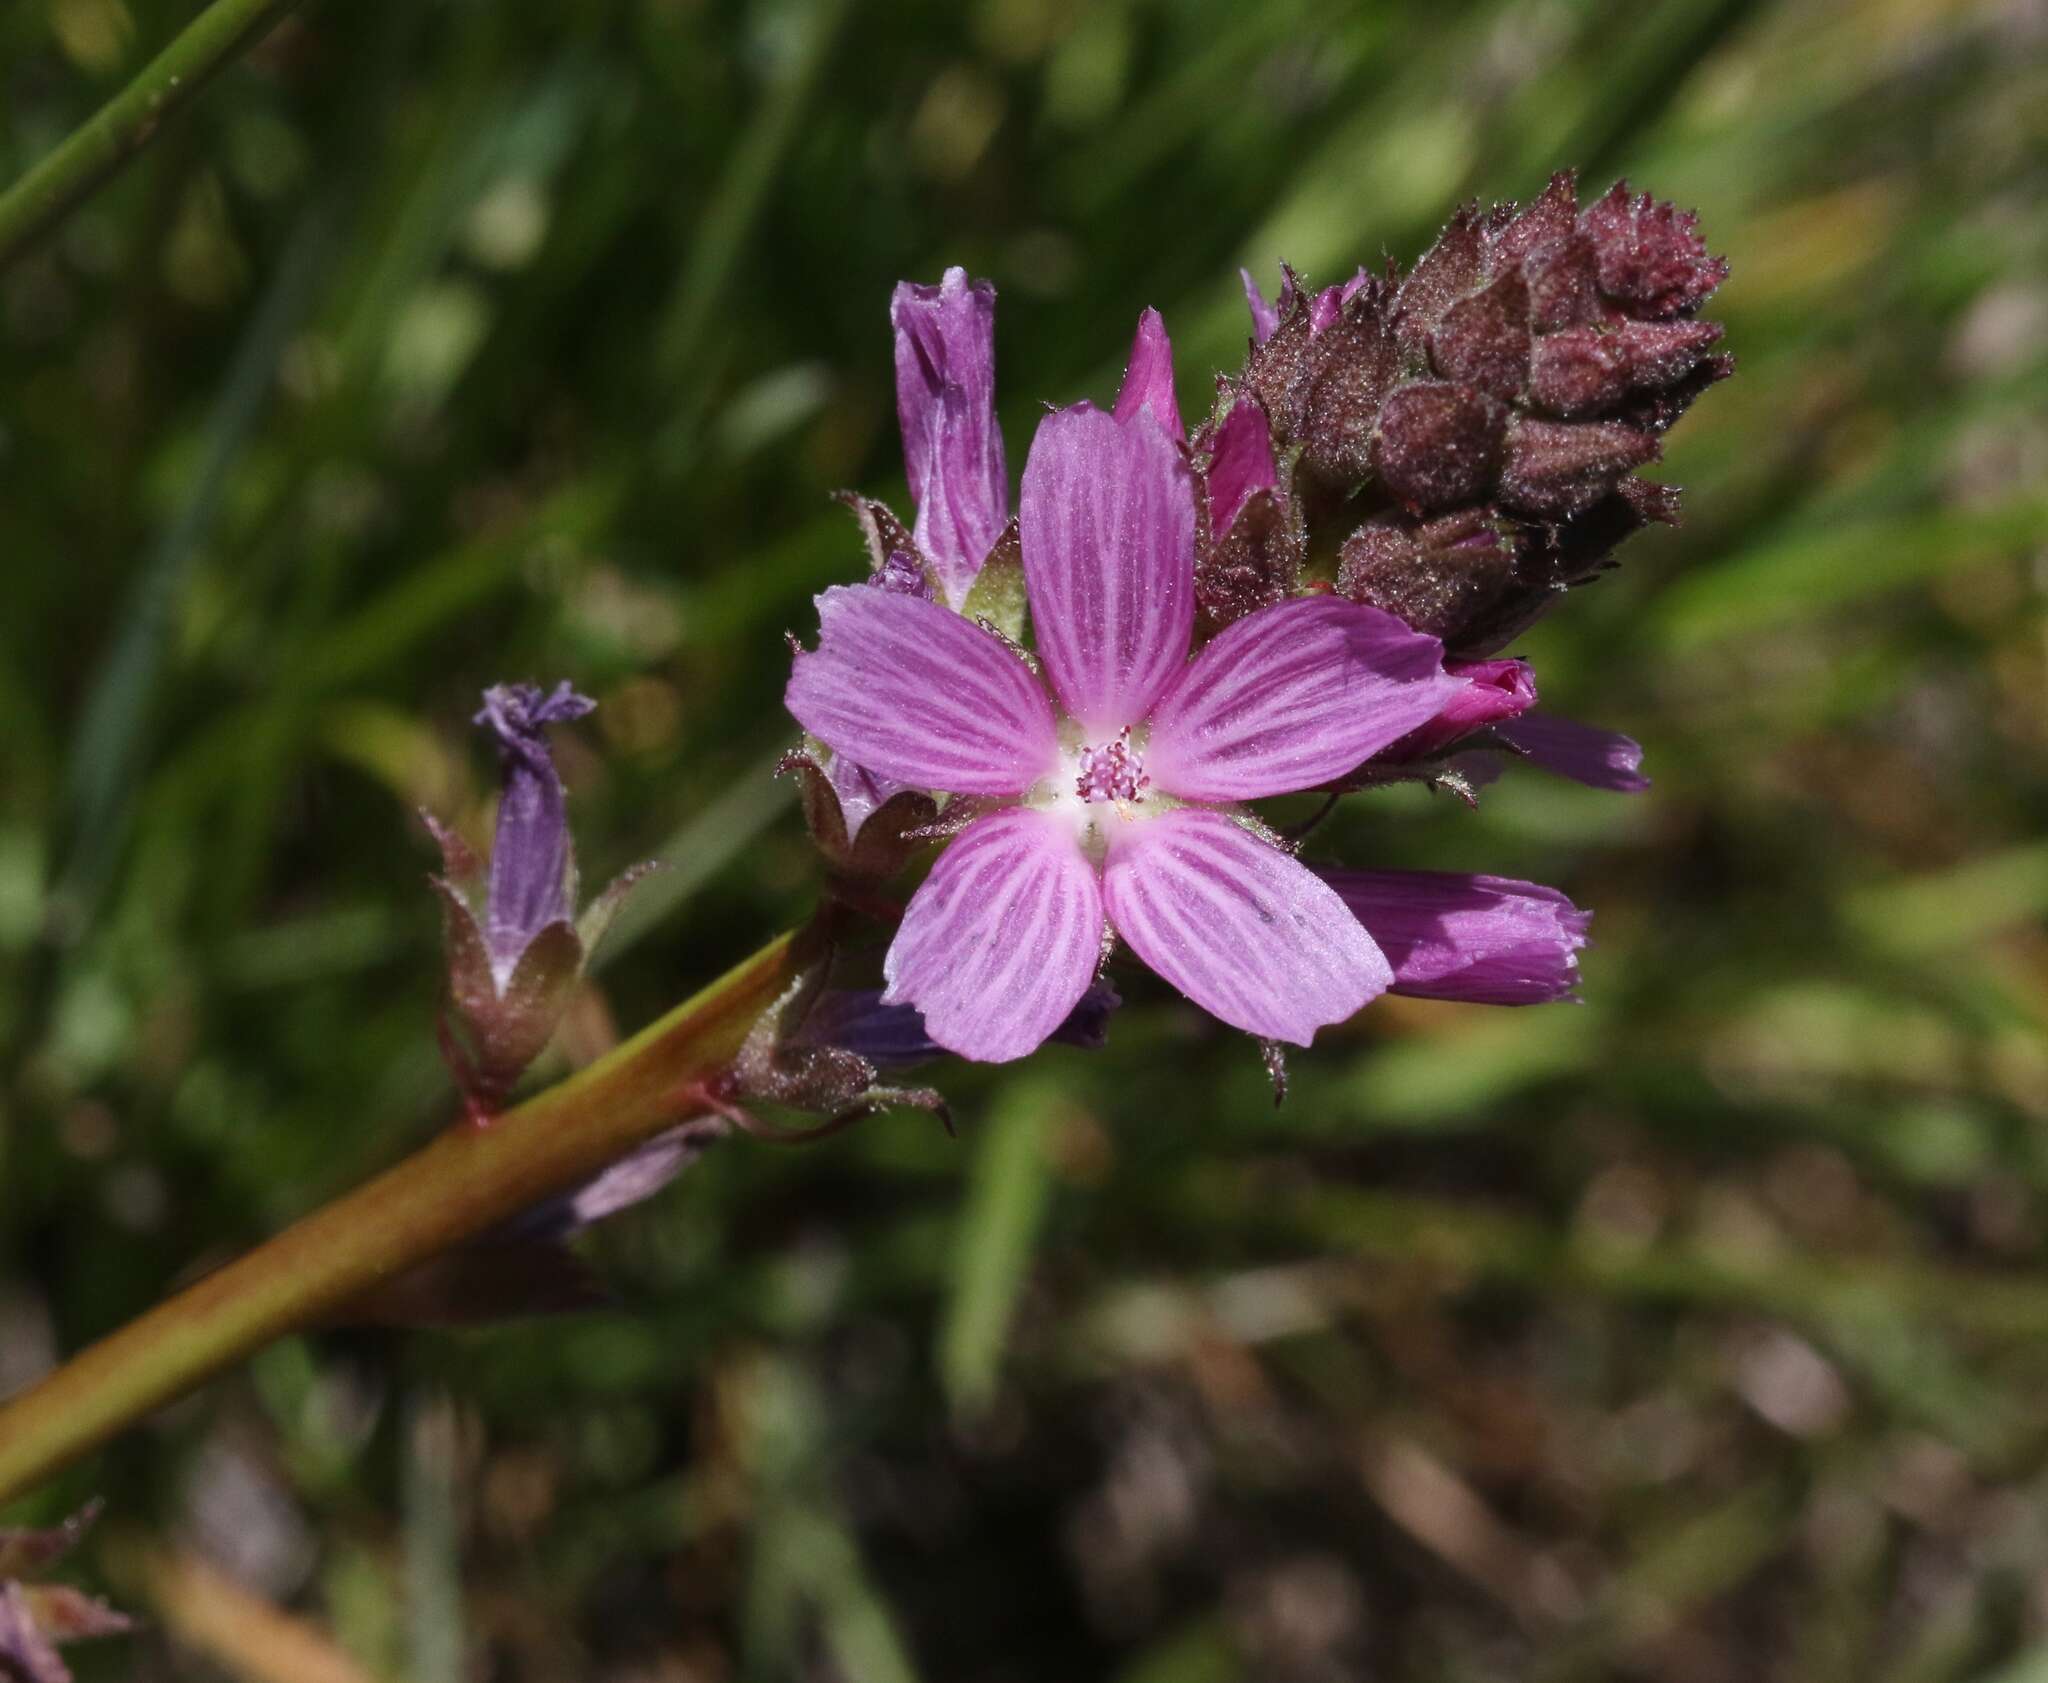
[1206,173,1730,651]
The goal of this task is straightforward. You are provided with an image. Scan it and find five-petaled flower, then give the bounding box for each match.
[788,323,1470,1062]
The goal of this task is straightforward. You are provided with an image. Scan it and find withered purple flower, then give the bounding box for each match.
[1494,712,1649,792]
[789,315,1463,1062]
[474,682,593,982]
[1322,870,1591,1005]
[1366,658,1649,798]
[427,684,653,1112]
[806,269,1018,871]
[0,1503,132,1683]
[888,266,1009,606]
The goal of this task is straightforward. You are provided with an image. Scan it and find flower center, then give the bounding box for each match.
[1074,730,1148,804]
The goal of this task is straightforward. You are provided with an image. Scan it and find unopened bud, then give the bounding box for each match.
[1337,511,1515,643]
[1578,180,1730,319]
[1428,267,1530,401]
[1373,381,1509,511]
[1499,416,1659,520]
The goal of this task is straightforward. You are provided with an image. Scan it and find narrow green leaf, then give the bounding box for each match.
[940,1077,1061,1415]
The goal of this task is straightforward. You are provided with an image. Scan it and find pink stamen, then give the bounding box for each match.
[1074,730,1149,804]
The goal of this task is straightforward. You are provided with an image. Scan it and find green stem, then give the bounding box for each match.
[0,931,799,1505]
[0,0,305,270]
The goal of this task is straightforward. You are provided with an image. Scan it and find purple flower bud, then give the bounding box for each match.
[892,268,1008,605]
[428,686,655,1113]
[1528,318,1724,418]
[1323,868,1590,1004]
[1428,267,1531,401]
[1521,232,1603,330]
[475,681,593,984]
[1194,396,1301,632]
[1246,264,1371,343]
[1373,381,1509,510]
[834,491,937,599]
[1498,416,1659,520]
[1577,181,1730,319]
[1337,512,1516,644]
[1393,206,1488,345]
[779,749,940,882]
[1488,171,1580,272]
[1309,267,1372,333]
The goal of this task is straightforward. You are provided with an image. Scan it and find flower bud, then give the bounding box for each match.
[1373,381,1509,510]
[1528,318,1724,417]
[1428,267,1531,401]
[834,491,936,599]
[1323,869,1590,1004]
[1498,416,1659,521]
[1337,511,1516,644]
[1577,180,1730,318]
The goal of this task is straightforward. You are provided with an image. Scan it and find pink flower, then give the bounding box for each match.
[787,321,1462,1062]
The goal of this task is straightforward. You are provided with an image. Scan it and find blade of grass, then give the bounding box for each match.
[0,0,306,268]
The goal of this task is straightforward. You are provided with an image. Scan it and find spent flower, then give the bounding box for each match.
[427,683,653,1111]
[0,1503,132,1683]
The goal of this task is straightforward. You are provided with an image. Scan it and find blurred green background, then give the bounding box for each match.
[3,0,2047,1678]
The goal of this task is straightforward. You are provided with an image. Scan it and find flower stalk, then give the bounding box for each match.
[0,930,799,1506]
[0,0,304,270]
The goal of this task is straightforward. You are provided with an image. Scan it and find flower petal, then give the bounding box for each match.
[1322,869,1589,1003]
[798,979,1121,1067]
[1205,395,1278,537]
[883,809,1105,1062]
[892,268,1009,604]
[1388,655,1537,758]
[786,585,1058,795]
[1113,307,1185,443]
[1020,402,1197,735]
[1496,713,1649,792]
[1241,266,1281,345]
[1143,597,1459,801]
[1103,809,1389,1045]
